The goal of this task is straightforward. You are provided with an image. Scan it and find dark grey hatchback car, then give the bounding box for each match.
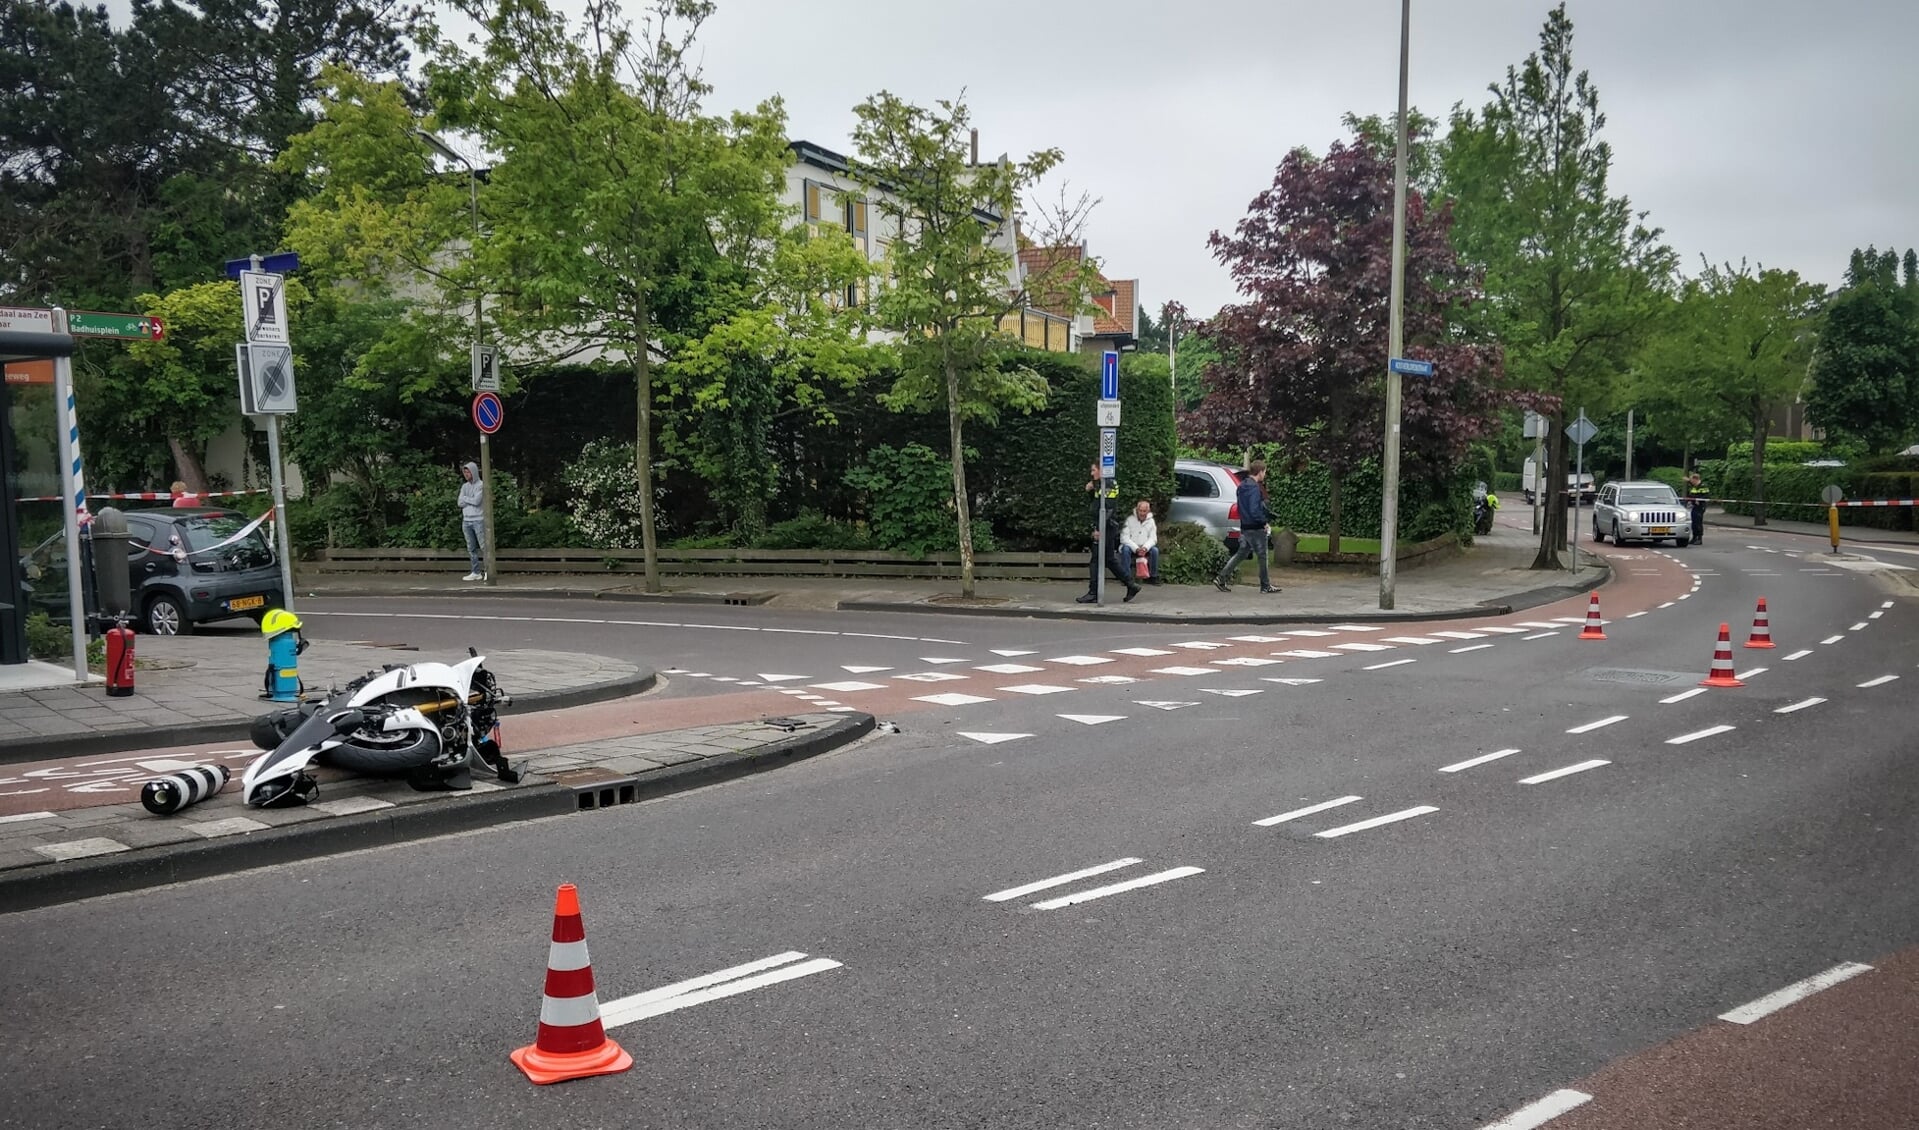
[21,507,285,634]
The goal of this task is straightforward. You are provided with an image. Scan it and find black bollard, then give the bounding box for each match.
[140,764,231,816]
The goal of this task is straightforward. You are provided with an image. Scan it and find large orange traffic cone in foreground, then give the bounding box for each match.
[1701,623,1745,688]
[1744,597,1776,649]
[1578,593,1607,640]
[510,884,633,1084]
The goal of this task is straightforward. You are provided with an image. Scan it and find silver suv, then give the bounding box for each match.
[1592,480,1689,547]
[1168,459,1244,550]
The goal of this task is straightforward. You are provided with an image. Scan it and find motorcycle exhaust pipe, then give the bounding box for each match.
[141,764,231,816]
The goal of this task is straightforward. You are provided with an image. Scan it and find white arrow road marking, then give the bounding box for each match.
[1440,748,1521,773]
[1255,795,1362,826]
[1315,806,1439,839]
[984,858,1142,902]
[601,952,842,1029]
[1057,714,1125,726]
[1718,962,1874,1025]
[914,693,994,706]
[1030,866,1205,910]
[1519,759,1611,784]
[957,732,1032,744]
[1775,698,1826,714]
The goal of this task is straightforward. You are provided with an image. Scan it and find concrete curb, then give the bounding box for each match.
[292,581,774,605]
[1704,515,1916,549]
[0,666,658,767]
[0,712,874,913]
[836,560,1610,625]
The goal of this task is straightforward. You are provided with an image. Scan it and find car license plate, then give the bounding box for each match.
[228,595,266,611]
[1649,526,1670,535]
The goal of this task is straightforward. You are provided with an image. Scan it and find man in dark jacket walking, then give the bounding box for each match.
[1214,460,1279,594]
[1079,460,1140,605]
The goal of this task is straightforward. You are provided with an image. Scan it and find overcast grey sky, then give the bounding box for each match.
[676,0,1916,317]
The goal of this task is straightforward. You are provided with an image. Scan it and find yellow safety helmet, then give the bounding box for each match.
[260,609,303,636]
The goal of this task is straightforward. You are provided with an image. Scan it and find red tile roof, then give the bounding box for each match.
[1017,244,1137,340]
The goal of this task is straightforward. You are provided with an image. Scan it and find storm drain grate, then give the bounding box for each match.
[1588,668,1695,687]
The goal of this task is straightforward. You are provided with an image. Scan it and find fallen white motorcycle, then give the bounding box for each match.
[241,649,518,808]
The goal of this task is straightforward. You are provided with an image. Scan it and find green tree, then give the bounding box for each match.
[1639,262,1823,523]
[1806,247,1917,453]
[665,226,884,538]
[844,91,1100,596]
[427,0,791,592]
[1440,3,1676,568]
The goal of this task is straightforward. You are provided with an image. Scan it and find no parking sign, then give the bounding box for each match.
[472,391,503,435]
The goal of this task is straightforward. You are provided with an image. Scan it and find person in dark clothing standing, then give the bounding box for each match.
[1214,460,1279,594]
[1078,460,1140,605]
[1685,470,1710,545]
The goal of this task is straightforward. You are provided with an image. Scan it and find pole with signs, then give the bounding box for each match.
[1377,0,1413,611]
[472,345,500,584]
[1566,409,1597,579]
[1097,350,1120,605]
[48,310,89,680]
[238,254,299,611]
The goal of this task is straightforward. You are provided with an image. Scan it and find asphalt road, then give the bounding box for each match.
[2,523,1914,1129]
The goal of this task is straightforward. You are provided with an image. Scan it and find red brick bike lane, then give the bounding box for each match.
[1484,946,1919,1129]
[0,540,1699,820]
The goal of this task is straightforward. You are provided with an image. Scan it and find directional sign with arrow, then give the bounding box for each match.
[68,311,165,341]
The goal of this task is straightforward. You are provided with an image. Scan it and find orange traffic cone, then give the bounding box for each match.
[1701,623,1745,688]
[510,884,634,1085]
[1578,593,1607,640]
[1744,597,1776,649]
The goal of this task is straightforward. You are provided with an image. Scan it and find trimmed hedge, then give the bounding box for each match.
[971,351,1179,549]
[1700,460,1918,532]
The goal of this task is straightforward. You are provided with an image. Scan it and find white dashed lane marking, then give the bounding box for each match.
[1254,795,1364,826]
[1439,748,1520,773]
[1781,649,1812,661]
[1775,698,1826,714]
[1364,658,1416,670]
[1519,759,1610,785]
[1858,675,1900,688]
[1660,688,1707,704]
[1314,805,1439,839]
[1449,643,1496,654]
[1668,724,1737,745]
[1566,715,1626,735]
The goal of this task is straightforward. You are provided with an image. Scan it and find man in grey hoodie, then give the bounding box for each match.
[458,462,486,581]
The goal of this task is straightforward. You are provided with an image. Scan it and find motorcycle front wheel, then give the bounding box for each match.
[317,729,443,775]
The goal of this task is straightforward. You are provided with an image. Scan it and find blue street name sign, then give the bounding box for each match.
[1389,357,1435,378]
[1101,350,1120,400]
[224,252,302,279]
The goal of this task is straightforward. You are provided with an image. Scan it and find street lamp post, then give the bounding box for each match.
[1377,0,1412,610]
[415,128,496,587]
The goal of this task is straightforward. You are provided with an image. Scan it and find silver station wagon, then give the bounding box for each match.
[1591,480,1690,547]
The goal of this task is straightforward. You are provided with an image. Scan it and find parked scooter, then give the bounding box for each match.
[241,648,516,808]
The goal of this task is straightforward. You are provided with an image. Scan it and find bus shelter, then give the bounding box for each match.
[1,324,77,667]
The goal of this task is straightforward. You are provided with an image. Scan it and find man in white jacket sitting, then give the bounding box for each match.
[1119,499,1160,585]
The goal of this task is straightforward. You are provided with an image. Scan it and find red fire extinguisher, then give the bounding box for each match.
[106,621,136,697]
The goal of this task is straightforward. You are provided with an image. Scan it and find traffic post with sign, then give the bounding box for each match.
[234,253,299,610]
[1096,351,1120,604]
[470,354,504,583]
[1822,484,1844,554]
[1565,410,1598,577]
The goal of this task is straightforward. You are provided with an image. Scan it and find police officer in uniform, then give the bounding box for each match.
[1685,470,1710,546]
[1079,460,1140,604]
